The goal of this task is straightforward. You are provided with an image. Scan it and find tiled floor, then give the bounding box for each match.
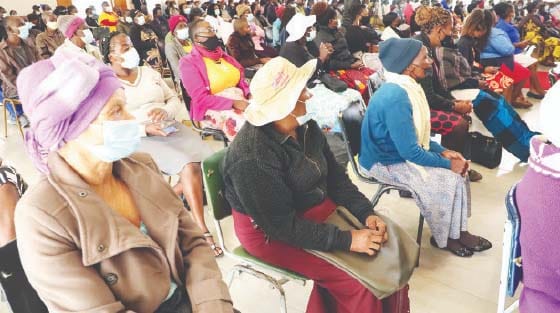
[0,94,543,313]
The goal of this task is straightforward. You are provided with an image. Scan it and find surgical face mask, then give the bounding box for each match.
[215,9,221,16]
[104,6,113,13]
[17,25,30,40]
[86,120,141,163]
[337,19,342,28]
[184,8,192,15]
[136,16,146,25]
[81,29,95,44]
[290,111,313,126]
[119,48,141,69]
[176,27,189,40]
[247,13,255,22]
[125,16,133,23]
[46,21,58,30]
[306,30,316,41]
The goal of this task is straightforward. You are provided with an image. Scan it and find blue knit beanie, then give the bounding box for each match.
[379,38,423,74]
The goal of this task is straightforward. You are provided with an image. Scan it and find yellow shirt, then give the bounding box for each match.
[98,11,119,32]
[182,43,193,53]
[202,57,241,95]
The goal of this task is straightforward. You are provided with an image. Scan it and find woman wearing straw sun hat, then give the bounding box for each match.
[222,57,416,313]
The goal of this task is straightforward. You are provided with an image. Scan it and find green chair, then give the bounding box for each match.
[202,149,308,313]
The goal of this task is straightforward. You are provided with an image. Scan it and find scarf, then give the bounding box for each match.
[434,46,473,90]
[195,45,224,61]
[384,71,431,150]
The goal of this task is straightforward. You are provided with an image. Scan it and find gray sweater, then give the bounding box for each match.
[222,121,375,252]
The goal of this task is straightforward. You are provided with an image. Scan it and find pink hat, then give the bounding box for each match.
[169,15,188,34]
[17,48,122,173]
[57,15,86,39]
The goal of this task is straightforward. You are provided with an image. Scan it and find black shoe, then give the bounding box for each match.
[398,190,413,198]
[468,169,483,182]
[526,92,545,100]
[464,236,493,252]
[430,237,474,257]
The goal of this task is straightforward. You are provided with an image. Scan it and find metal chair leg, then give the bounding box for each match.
[2,100,7,138]
[416,214,424,267]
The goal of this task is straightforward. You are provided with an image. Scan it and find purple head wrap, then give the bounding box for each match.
[17,48,122,173]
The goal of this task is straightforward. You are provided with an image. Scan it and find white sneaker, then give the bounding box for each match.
[6,117,16,125]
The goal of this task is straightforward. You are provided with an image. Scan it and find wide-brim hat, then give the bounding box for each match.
[286,14,316,42]
[245,57,317,126]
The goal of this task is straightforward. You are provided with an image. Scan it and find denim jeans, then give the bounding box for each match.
[0,88,22,120]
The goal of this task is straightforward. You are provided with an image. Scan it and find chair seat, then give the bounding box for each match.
[232,246,307,281]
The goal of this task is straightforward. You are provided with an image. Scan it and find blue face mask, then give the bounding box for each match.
[87,120,141,162]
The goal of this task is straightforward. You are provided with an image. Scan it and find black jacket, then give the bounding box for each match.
[222,121,374,252]
[314,25,357,71]
[414,32,455,111]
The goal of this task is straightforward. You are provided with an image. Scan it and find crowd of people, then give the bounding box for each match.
[0,0,559,312]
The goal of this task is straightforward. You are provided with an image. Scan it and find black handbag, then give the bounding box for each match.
[464,132,503,169]
[319,72,348,92]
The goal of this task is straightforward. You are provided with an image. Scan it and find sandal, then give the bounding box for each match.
[203,232,224,257]
[462,236,492,252]
[430,237,473,257]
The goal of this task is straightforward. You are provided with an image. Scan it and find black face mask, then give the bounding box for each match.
[199,35,221,50]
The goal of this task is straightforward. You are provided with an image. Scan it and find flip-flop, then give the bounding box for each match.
[463,236,492,252]
[204,232,224,257]
[526,92,544,100]
[430,237,473,257]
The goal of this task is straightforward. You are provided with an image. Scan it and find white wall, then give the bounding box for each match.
[0,0,57,16]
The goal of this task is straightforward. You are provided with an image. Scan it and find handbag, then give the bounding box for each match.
[464,131,503,169]
[306,207,419,299]
[319,71,348,92]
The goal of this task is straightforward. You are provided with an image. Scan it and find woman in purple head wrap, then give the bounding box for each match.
[13,48,234,313]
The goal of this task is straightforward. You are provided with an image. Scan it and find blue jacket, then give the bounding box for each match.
[481,27,515,59]
[359,83,451,170]
[496,18,522,54]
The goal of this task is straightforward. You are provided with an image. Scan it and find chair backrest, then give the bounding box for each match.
[505,185,522,297]
[202,149,232,221]
[338,101,366,158]
[549,69,558,86]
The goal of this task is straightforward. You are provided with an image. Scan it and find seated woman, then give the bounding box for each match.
[516,80,560,313]
[57,15,103,61]
[346,4,381,69]
[278,7,297,47]
[223,56,412,313]
[104,32,222,256]
[0,162,47,313]
[494,2,546,100]
[165,15,192,87]
[237,4,277,58]
[179,20,250,141]
[14,48,234,312]
[360,38,492,257]
[311,2,374,99]
[480,10,532,108]
[519,2,560,67]
[227,18,271,68]
[380,12,404,40]
[412,6,480,181]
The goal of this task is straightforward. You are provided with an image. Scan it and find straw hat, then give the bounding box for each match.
[245,57,317,126]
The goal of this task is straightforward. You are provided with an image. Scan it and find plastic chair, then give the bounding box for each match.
[337,101,425,266]
[497,185,522,313]
[2,99,24,139]
[179,82,229,147]
[202,149,307,313]
[549,68,559,87]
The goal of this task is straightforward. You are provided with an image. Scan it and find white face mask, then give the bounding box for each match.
[247,13,255,22]
[81,29,95,44]
[337,19,342,28]
[125,16,133,23]
[176,27,189,40]
[46,21,58,30]
[119,48,141,69]
[86,120,141,163]
[18,25,30,40]
[307,30,316,41]
[215,9,221,16]
[104,7,113,12]
[290,101,313,125]
[136,16,146,25]
[184,8,192,14]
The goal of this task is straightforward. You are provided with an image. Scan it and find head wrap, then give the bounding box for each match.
[57,15,86,39]
[414,5,452,32]
[168,15,188,34]
[17,48,122,173]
